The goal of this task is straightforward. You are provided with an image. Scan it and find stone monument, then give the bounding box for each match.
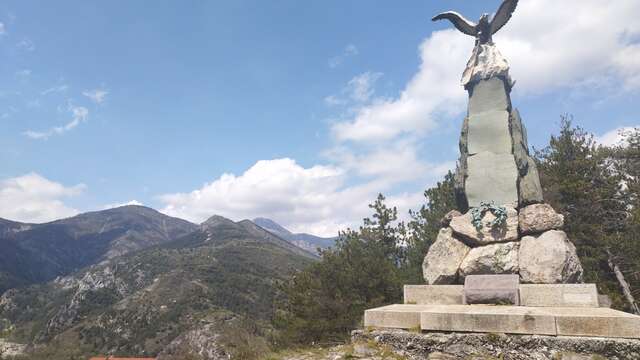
[362,0,640,351]
[422,0,582,285]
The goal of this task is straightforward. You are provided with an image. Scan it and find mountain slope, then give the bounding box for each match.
[0,205,198,294]
[0,215,315,359]
[253,217,336,254]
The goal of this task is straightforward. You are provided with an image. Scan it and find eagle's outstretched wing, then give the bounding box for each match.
[432,11,477,36]
[490,0,519,35]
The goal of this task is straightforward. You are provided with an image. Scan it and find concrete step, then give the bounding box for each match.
[404,284,599,308]
[364,304,640,339]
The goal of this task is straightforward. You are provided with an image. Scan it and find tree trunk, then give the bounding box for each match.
[607,249,640,314]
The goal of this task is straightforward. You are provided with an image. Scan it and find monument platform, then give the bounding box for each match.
[404,283,600,307]
[366,283,640,339]
[364,304,640,339]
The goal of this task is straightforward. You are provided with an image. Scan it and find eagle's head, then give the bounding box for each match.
[479,14,490,25]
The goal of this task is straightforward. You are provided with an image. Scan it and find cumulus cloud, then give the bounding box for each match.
[158,158,436,237]
[328,44,359,68]
[596,126,639,147]
[24,105,89,140]
[332,0,640,144]
[332,30,469,143]
[82,88,108,104]
[0,173,85,223]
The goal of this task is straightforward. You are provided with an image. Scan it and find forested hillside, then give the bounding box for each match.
[0,215,313,359]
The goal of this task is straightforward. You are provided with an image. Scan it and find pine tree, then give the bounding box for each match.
[404,172,457,284]
[535,117,628,308]
[608,127,640,312]
[274,194,404,345]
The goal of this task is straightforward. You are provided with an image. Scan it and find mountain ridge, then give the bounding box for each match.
[0,205,198,294]
[252,217,336,255]
[0,210,316,359]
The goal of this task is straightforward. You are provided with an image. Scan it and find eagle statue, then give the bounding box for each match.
[432,0,518,45]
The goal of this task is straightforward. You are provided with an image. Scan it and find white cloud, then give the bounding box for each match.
[0,22,5,35]
[328,44,359,68]
[347,72,383,103]
[596,126,639,147]
[325,139,452,185]
[24,105,89,140]
[41,85,69,95]
[102,200,144,210]
[325,72,383,106]
[82,89,108,104]
[15,69,31,78]
[16,38,34,51]
[158,158,436,237]
[332,0,640,144]
[0,173,85,223]
[332,30,469,143]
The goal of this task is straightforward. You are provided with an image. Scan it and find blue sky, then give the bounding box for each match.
[0,0,639,236]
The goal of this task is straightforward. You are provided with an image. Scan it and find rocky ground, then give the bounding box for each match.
[352,329,640,360]
[266,342,408,360]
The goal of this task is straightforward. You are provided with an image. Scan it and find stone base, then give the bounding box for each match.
[352,329,640,360]
[404,283,599,308]
[364,304,640,339]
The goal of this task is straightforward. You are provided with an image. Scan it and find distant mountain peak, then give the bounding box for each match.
[251,218,336,255]
[201,215,237,229]
[252,217,292,236]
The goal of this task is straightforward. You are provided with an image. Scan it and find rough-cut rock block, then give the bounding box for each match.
[364,304,424,329]
[462,44,512,90]
[518,156,544,206]
[465,152,519,208]
[404,285,464,305]
[519,203,564,235]
[510,108,529,150]
[440,210,462,227]
[552,307,640,339]
[468,77,510,115]
[420,305,557,335]
[519,230,584,284]
[463,274,520,305]
[422,228,470,285]
[459,242,519,279]
[450,206,518,246]
[519,284,598,307]
[467,110,512,155]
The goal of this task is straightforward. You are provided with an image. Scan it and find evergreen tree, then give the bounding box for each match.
[404,172,457,284]
[609,127,640,311]
[274,194,404,345]
[535,117,628,308]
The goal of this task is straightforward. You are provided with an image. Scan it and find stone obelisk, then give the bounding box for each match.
[422,0,584,285]
[455,42,543,211]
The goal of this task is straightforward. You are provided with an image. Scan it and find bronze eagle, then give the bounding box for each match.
[432,0,519,45]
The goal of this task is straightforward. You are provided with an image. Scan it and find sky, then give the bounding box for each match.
[0,0,639,236]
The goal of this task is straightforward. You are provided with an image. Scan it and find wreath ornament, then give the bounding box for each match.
[471,201,508,231]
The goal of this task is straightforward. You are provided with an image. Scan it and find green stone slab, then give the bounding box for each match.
[467,110,512,155]
[468,78,510,115]
[465,152,519,208]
